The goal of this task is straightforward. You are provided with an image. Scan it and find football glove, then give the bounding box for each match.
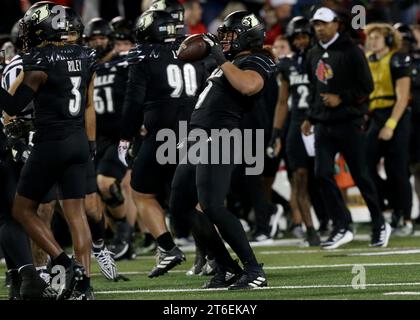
[118,140,130,167]
[202,33,227,66]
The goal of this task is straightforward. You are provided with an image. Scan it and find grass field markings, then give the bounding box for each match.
[85,262,420,277]
[1,261,418,280]
[259,247,420,255]
[94,281,420,295]
[348,249,420,256]
[383,292,420,296]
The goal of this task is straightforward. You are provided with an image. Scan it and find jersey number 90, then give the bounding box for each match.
[166,64,197,98]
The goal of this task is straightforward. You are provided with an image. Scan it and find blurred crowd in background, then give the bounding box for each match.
[2,1,420,46]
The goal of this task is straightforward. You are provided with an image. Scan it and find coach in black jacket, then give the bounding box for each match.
[302,7,388,249]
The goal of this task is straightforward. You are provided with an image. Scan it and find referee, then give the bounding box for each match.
[302,7,389,249]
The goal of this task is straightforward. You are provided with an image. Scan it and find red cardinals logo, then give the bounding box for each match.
[316,60,333,84]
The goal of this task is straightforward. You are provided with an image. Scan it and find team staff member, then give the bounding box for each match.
[302,7,389,249]
[365,23,411,236]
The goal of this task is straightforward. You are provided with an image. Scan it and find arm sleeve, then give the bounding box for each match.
[120,62,148,141]
[0,84,35,116]
[339,46,374,106]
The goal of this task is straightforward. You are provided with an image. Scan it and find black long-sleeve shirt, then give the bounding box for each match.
[306,34,374,124]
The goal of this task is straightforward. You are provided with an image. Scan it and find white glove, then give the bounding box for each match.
[118,140,130,167]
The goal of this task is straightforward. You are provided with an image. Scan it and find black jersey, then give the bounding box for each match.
[93,53,129,140]
[190,53,275,130]
[121,41,210,140]
[22,44,95,143]
[278,53,310,123]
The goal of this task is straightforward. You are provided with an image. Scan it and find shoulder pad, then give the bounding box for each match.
[22,48,48,72]
[391,52,411,68]
[244,53,276,75]
[126,44,152,65]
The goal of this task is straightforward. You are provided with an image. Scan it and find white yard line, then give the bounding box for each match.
[95,282,420,295]
[383,292,420,296]
[1,261,419,280]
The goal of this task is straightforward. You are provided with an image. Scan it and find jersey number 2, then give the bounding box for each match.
[167,64,197,98]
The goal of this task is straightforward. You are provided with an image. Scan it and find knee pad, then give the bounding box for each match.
[99,181,125,208]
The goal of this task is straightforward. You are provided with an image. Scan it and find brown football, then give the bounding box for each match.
[177,34,211,62]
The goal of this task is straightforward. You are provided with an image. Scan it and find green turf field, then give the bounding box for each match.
[1,235,420,300]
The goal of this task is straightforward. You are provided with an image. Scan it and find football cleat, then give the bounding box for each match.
[93,244,118,280]
[200,257,217,276]
[19,265,57,300]
[54,258,85,300]
[7,269,21,300]
[148,246,185,278]
[186,248,206,276]
[202,261,242,289]
[370,223,391,247]
[321,228,354,250]
[305,228,321,247]
[228,264,267,290]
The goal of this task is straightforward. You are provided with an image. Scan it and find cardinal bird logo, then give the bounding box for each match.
[316,60,333,84]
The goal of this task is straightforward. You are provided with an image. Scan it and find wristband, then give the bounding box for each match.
[385,118,397,130]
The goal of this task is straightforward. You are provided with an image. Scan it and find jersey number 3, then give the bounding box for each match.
[167,64,197,98]
[69,76,82,116]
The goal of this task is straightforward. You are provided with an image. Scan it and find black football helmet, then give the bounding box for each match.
[394,22,417,45]
[217,10,265,59]
[84,18,114,58]
[149,0,185,35]
[285,16,312,52]
[111,16,135,42]
[64,6,84,41]
[21,1,69,50]
[135,9,179,43]
[10,19,25,52]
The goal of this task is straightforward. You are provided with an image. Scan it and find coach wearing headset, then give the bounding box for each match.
[365,23,412,236]
[302,7,388,249]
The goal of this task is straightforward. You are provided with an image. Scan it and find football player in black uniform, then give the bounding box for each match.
[118,1,208,278]
[170,10,275,289]
[0,2,95,299]
[84,18,136,261]
[65,8,120,281]
[0,23,56,300]
[270,17,321,246]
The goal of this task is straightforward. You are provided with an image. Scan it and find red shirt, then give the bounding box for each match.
[188,23,207,35]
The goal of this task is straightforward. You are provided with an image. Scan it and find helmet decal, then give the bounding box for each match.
[241,14,259,28]
[31,4,51,25]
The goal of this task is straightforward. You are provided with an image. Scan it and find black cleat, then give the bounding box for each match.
[7,269,21,300]
[148,246,185,278]
[54,258,85,300]
[306,228,321,247]
[228,264,267,290]
[202,261,242,289]
[186,248,206,276]
[19,265,57,300]
[69,277,95,300]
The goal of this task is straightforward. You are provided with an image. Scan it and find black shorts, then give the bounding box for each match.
[17,129,89,202]
[96,136,127,181]
[131,134,176,194]
[286,121,311,172]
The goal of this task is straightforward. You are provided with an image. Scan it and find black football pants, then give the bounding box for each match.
[314,119,384,231]
[366,109,412,220]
